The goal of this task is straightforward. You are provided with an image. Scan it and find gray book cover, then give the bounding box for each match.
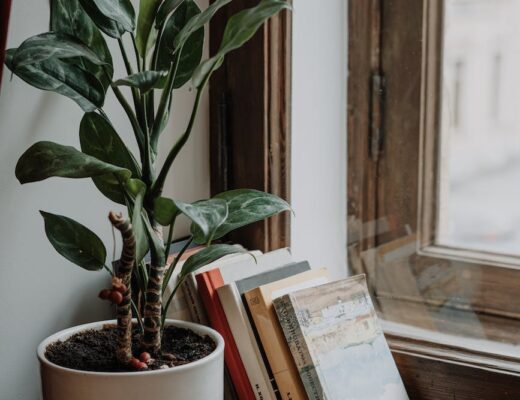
[273,275,409,400]
[235,261,311,295]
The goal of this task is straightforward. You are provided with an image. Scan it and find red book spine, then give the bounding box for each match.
[196,269,255,400]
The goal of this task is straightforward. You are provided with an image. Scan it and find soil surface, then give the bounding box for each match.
[45,324,216,372]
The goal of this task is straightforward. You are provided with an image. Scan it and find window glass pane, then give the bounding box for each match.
[437,0,520,256]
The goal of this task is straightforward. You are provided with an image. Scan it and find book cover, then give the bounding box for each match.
[183,248,292,324]
[196,269,256,400]
[235,261,311,295]
[244,268,329,400]
[218,283,277,400]
[273,275,409,400]
[164,251,263,322]
[224,260,311,397]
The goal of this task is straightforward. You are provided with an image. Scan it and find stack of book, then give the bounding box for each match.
[164,241,409,400]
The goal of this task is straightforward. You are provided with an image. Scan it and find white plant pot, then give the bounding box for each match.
[38,319,224,400]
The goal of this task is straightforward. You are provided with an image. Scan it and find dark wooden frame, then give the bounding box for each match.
[0,0,12,89]
[348,0,520,397]
[208,1,291,253]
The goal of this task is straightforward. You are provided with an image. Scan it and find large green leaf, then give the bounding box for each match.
[136,0,162,57]
[193,0,290,88]
[78,0,126,38]
[12,33,108,69]
[155,0,184,28]
[156,0,204,88]
[153,196,180,226]
[175,199,228,244]
[173,0,230,50]
[124,179,149,263]
[5,49,105,112]
[211,189,291,240]
[15,141,131,184]
[51,0,113,88]
[40,211,106,271]
[51,0,112,64]
[79,113,140,203]
[114,70,168,94]
[180,244,247,277]
[91,0,136,32]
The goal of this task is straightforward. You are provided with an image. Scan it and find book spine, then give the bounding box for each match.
[218,284,277,400]
[181,273,209,324]
[197,271,256,400]
[274,295,324,400]
[244,289,307,400]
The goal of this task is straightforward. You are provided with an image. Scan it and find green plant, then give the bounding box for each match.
[6,0,291,365]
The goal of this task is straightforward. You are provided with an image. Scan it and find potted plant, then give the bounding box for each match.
[5,0,291,399]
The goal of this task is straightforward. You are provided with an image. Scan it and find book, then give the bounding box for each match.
[218,261,312,397]
[235,261,311,295]
[273,275,409,400]
[183,248,293,324]
[196,269,256,400]
[244,268,329,400]
[218,283,277,400]
[164,250,263,322]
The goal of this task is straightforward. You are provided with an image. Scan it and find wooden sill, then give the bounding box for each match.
[384,328,520,399]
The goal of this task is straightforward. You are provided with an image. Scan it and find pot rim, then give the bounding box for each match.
[37,319,224,377]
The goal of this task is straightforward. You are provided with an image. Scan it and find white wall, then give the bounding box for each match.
[291,0,348,280]
[0,1,209,399]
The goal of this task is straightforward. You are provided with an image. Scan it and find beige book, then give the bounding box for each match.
[244,268,329,400]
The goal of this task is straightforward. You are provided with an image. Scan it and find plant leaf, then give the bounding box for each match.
[212,189,291,240]
[124,179,149,263]
[79,113,140,203]
[175,199,228,244]
[180,244,247,277]
[193,0,290,88]
[51,0,113,88]
[15,141,131,184]
[153,196,180,226]
[91,0,136,32]
[136,0,163,57]
[155,0,184,28]
[40,211,106,271]
[12,32,108,69]
[114,70,168,93]
[78,0,126,38]
[156,0,204,88]
[174,0,230,50]
[5,49,105,112]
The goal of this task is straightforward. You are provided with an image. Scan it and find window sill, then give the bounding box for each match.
[383,322,520,399]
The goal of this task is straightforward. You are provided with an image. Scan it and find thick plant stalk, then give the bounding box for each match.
[109,212,136,364]
[143,225,166,354]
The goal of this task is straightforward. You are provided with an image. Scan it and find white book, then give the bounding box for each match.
[218,283,277,400]
[164,251,263,321]
[182,248,293,324]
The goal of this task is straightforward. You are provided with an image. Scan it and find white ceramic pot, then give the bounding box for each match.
[38,319,224,400]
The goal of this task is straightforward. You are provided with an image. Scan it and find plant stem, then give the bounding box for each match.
[162,236,193,293]
[109,212,136,364]
[152,81,206,196]
[142,216,166,354]
[117,38,147,134]
[150,47,183,151]
[111,85,146,162]
[131,299,145,334]
[164,221,175,257]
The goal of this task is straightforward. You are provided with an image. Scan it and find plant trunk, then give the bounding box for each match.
[109,212,136,364]
[143,223,165,354]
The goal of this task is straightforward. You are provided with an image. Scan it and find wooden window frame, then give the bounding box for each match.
[209,0,291,252]
[348,0,520,397]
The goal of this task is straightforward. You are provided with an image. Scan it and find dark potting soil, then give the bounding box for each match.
[45,324,216,372]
